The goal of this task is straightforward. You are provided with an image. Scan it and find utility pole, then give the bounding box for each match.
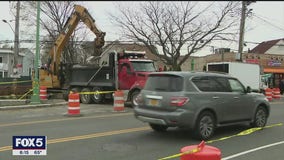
[13,1,20,76]
[236,1,255,62]
[236,1,246,62]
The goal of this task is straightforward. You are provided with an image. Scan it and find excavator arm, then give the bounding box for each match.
[41,4,105,89]
[48,4,105,75]
[74,5,106,49]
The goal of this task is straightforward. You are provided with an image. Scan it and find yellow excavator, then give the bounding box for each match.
[39,5,105,92]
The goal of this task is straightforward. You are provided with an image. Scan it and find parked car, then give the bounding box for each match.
[133,71,270,140]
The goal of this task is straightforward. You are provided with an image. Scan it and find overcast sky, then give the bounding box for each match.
[0,1,283,56]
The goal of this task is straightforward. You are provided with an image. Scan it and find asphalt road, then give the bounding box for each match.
[0,100,283,160]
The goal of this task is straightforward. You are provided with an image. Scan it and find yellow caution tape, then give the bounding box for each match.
[158,123,283,160]
[0,95,17,99]
[158,147,200,160]
[261,122,283,128]
[206,123,283,144]
[0,80,32,85]
[18,89,33,100]
[236,127,263,136]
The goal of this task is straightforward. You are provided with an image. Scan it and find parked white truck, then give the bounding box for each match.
[206,62,263,93]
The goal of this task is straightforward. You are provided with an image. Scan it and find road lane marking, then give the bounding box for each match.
[0,126,150,152]
[0,112,133,127]
[0,146,12,152]
[48,126,150,144]
[222,141,284,160]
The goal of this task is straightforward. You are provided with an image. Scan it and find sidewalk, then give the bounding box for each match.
[0,99,67,110]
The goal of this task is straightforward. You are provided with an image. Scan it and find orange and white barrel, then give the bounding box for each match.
[68,92,81,116]
[272,88,281,100]
[265,88,273,102]
[39,86,48,100]
[113,90,125,112]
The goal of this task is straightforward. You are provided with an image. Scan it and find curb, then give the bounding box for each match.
[0,102,67,110]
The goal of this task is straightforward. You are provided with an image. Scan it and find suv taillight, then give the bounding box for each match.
[170,97,189,107]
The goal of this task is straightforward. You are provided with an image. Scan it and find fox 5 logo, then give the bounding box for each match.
[13,136,46,149]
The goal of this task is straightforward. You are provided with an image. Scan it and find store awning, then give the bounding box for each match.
[263,68,284,73]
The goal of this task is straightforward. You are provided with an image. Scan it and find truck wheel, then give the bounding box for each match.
[130,90,140,107]
[80,87,93,104]
[63,88,70,101]
[91,87,105,104]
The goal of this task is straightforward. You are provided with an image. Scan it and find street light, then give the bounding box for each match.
[2,19,15,34]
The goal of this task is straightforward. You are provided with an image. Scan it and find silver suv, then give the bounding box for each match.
[134,71,270,140]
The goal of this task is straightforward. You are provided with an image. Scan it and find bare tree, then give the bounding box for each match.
[18,1,95,64]
[110,1,241,70]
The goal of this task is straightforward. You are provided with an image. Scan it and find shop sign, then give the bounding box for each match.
[244,59,259,64]
[268,60,281,66]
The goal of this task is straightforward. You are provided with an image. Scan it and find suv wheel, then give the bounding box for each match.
[251,106,268,128]
[194,111,215,140]
[149,123,168,132]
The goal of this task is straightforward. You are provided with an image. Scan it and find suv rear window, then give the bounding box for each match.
[144,74,183,92]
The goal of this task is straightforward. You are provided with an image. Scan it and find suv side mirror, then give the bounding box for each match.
[246,86,251,93]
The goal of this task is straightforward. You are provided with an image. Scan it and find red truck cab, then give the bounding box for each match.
[117,51,157,106]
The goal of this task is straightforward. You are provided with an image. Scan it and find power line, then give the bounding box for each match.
[252,13,284,32]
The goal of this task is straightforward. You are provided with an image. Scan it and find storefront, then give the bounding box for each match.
[263,68,284,88]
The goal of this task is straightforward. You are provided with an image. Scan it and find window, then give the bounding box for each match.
[228,79,245,93]
[0,72,8,78]
[213,77,231,92]
[207,64,229,73]
[192,76,231,92]
[119,63,131,72]
[0,57,2,63]
[145,74,183,92]
[192,76,211,91]
[131,61,156,72]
